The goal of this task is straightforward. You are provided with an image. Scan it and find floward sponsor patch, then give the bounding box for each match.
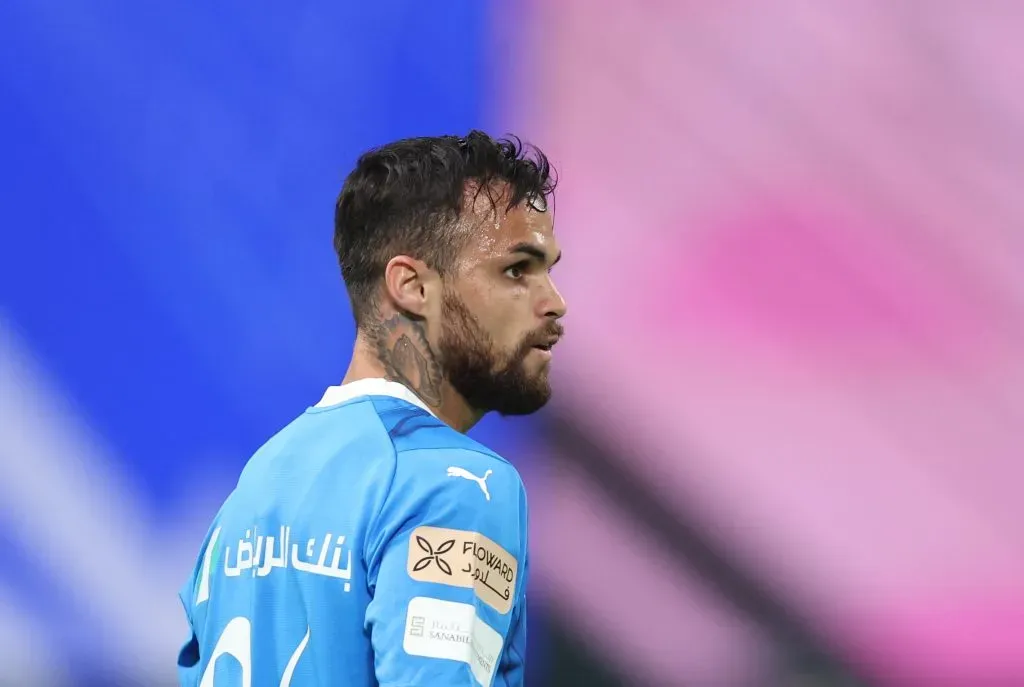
[407,526,517,614]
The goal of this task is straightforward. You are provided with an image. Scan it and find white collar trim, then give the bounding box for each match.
[314,378,436,417]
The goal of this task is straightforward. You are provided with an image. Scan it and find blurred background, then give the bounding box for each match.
[1,1,1023,685]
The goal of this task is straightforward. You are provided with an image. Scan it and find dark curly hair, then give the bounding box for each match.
[334,130,556,326]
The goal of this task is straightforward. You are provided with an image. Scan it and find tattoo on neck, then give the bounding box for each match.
[370,314,443,407]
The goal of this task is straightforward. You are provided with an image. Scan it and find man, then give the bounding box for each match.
[176,131,566,686]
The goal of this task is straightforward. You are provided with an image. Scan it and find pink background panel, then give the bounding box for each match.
[513,0,1024,682]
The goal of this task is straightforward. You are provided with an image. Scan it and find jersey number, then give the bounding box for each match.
[199,616,310,687]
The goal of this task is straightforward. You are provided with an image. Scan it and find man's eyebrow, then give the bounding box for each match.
[508,242,561,265]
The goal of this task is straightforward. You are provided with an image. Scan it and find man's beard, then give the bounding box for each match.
[438,291,556,416]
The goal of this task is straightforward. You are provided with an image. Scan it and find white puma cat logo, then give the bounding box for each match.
[446,466,493,501]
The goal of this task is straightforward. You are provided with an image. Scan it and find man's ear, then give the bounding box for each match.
[382,255,433,317]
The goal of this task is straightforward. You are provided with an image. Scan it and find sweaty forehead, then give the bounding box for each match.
[460,191,556,261]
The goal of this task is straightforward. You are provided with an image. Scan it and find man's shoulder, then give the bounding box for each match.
[270,394,523,498]
[393,422,515,476]
[370,399,511,466]
[295,390,508,462]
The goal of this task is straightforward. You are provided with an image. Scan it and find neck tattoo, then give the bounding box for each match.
[370,314,444,407]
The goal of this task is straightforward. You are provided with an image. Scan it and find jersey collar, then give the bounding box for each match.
[314,378,437,417]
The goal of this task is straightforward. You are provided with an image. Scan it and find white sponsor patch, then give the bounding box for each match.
[403,596,503,687]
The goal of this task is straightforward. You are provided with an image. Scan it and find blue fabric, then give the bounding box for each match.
[178,392,528,686]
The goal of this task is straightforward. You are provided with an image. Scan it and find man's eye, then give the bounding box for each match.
[505,263,527,279]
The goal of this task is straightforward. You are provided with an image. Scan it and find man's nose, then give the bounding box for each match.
[542,277,567,319]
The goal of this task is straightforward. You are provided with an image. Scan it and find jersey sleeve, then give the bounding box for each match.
[497,555,528,685]
[364,447,528,687]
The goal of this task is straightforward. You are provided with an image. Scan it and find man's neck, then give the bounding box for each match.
[343,317,484,433]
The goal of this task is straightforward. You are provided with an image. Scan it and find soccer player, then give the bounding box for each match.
[176,131,566,687]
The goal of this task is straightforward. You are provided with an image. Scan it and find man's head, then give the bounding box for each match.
[334,131,566,417]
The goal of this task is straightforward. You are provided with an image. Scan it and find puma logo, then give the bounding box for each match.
[446,466,493,501]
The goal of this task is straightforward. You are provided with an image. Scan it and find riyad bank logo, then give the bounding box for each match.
[412,534,456,576]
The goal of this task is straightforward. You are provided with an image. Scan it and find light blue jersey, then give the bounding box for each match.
[177,379,529,686]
